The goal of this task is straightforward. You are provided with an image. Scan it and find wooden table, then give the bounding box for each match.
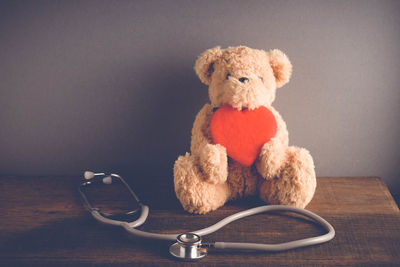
[1,176,399,266]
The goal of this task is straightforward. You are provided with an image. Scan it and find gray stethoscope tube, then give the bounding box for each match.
[79,171,335,261]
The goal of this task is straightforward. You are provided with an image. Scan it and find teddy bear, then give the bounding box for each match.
[173,46,316,214]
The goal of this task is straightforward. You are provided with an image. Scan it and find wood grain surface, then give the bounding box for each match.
[1,176,399,266]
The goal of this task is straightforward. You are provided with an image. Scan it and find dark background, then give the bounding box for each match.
[1,0,399,200]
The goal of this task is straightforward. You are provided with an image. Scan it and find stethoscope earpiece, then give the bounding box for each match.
[84,171,113,184]
[84,171,95,180]
[84,171,107,180]
[102,176,112,184]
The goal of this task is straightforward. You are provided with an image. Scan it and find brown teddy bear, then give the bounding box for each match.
[174,46,316,214]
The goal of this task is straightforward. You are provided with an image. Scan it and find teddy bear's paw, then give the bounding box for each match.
[256,139,286,179]
[199,144,228,184]
[258,147,316,208]
[174,153,230,214]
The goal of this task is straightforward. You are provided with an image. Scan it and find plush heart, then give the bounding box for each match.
[210,104,277,166]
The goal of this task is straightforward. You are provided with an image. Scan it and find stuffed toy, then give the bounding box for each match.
[174,46,316,214]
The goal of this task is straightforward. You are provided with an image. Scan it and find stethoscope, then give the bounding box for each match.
[79,171,335,261]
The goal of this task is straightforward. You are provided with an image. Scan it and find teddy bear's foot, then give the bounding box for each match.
[258,146,316,208]
[174,153,231,214]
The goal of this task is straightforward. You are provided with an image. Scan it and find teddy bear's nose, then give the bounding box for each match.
[239,77,249,83]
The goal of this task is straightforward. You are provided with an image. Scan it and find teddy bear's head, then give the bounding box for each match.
[194,46,292,110]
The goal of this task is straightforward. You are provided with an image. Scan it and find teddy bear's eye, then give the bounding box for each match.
[226,73,231,80]
[259,76,263,82]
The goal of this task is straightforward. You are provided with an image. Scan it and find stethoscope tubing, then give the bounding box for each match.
[90,203,335,251]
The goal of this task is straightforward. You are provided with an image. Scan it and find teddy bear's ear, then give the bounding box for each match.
[194,46,222,85]
[268,49,292,88]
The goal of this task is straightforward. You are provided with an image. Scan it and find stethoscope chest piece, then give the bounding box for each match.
[169,233,207,261]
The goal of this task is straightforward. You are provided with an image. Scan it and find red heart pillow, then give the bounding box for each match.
[210,105,277,166]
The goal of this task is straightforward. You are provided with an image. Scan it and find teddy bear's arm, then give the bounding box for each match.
[190,104,213,155]
[256,107,289,179]
[190,104,228,184]
[270,107,289,146]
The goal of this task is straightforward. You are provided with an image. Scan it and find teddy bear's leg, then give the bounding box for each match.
[227,161,259,200]
[174,153,231,214]
[258,147,316,208]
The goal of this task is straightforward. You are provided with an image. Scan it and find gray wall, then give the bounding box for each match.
[1,0,399,197]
